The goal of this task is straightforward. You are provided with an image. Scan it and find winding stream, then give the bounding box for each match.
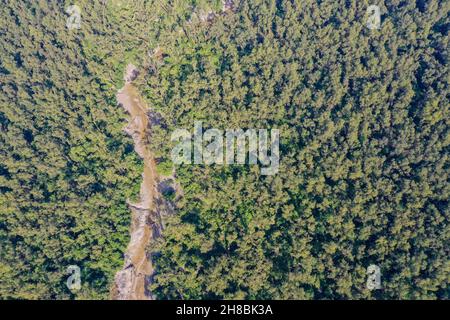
[112,64,162,300]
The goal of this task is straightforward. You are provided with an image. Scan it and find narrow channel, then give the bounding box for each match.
[112,64,161,300]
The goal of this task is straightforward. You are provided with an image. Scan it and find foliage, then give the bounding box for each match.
[144,0,449,299]
[0,0,149,299]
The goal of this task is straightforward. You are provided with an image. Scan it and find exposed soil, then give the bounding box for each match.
[111,64,161,300]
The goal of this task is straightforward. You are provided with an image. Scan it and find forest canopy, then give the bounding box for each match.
[0,0,449,300]
[143,0,449,299]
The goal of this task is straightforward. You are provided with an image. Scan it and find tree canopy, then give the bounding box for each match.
[143,0,449,299]
[0,0,448,300]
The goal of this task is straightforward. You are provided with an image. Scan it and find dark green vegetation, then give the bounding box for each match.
[0,0,152,299]
[0,0,448,300]
[144,0,449,299]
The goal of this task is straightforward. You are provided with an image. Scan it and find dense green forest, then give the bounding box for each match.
[0,0,151,299]
[0,0,449,300]
[143,0,449,299]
